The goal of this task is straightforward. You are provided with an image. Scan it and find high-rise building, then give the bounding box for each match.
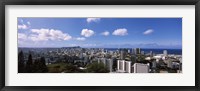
[163,50,168,56]
[120,49,126,60]
[128,49,131,54]
[132,48,135,55]
[117,60,125,72]
[106,59,113,72]
[135,48,141,55]
[125,61,132,73]
[117,60,132,73]
[150,51,153,57]
[133,63,149,73]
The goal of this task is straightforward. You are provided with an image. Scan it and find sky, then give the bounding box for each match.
[18,18,182,49]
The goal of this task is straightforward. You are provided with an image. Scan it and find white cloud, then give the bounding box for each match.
[143,29,154,35]
[27,21,31,25]
[18,19,31,30]
[18,24,28,30]
[86,18,100,23]
[18,33,27,40]
[81,29,95,37]
[76,37,86,41]
[101,31,109,36]
[29,29,72,41]
[20,19,23,23]
[112,28,128,36]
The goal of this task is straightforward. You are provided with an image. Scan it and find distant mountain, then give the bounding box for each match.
[62,46,81,49]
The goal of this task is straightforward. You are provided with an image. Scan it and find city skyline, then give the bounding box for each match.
[18,18,182,49]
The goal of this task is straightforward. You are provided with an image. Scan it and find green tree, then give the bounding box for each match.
[39,57,48,72]
[18,51,25,73]
[32,59,39,72]
[63,64,83,73]
[25,54,33,73]
[33,57,48,73]
[86,62,109,73]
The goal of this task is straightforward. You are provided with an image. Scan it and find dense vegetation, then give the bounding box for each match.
[18,51,49,73]
[18,51,109,73]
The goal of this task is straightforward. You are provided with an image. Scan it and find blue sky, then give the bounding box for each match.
[18,18,182,49]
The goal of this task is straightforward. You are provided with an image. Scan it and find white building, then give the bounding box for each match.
[125,61,131,73]
[163,50,168,56]
[150,51,153,57]
[128,49,131,54]
[133,63,149,73]
[117,60,125,72]
[117,60,131,73]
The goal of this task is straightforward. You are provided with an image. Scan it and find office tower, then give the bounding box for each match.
[132,48,135,55]
[135,48,141,55]
[106,59,113,72]
[117,60,125,72]
[125,61,132,73]
[117,60,132,73]
[120,49,125,60]
[133,63,149,73]
[128,49,131,54]
[150,51,153,57]
[163,50,168,56]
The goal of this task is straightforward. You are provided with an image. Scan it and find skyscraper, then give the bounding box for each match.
[150,51,153,57]
[106,59,113,72]
[132,48,135,55]
[135,48,141,55]
[117,60,132,73]
[163,50,168,56]
[117,60,125,71]
[120,49,126,60]
[125,61,132,73]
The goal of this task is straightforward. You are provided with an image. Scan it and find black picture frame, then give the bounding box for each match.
[0,0,199,91]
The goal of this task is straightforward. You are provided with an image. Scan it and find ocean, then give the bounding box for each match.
[104,48,182,55]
